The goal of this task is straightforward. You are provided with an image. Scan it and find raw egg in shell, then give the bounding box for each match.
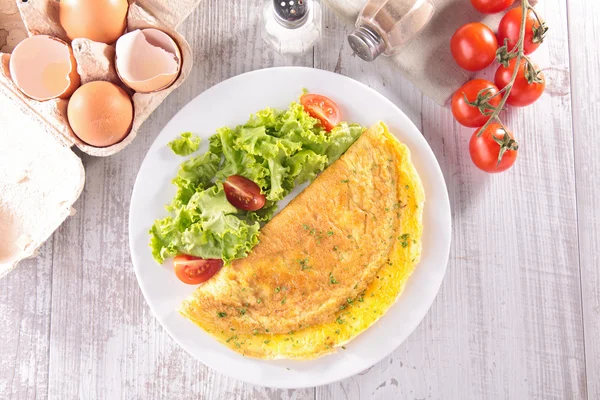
[67,81,133,148]
[60,0,129,45]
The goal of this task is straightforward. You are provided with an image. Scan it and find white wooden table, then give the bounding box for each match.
[2,0,599,398]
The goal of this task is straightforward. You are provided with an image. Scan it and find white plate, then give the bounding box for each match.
[129,67,451,389]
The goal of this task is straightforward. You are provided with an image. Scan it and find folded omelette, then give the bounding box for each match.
[180,121,425,359]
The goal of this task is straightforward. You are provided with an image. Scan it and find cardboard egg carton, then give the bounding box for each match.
[0,0,199,156]
[0,0,201,277]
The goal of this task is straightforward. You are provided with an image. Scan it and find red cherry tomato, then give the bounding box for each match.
[497,7,545,55]
[451,79,501,128]
[300,94,341,131]
[470,0,515,14]
[451,22,498,71]
[495,58,545,107]
[173,255,223,285]
[469,123,518,173]
[223,175,266,211]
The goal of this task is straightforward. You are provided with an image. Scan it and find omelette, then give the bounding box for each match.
[180,121,425,359]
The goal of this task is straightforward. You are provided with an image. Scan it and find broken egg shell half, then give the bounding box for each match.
[115,28,182,94]
[9,35,81,101]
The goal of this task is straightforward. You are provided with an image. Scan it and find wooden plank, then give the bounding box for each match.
[567,0,600,397]
[316,0,586,398]
[44,0,314,398]
[0,242,53,400]
[1,0,590,398]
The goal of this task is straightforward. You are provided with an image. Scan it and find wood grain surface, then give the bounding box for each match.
[568,0,600,399]
[1,0,598,399]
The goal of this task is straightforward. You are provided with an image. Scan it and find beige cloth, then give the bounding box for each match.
[324,0,536,105]
[136,0,202,29]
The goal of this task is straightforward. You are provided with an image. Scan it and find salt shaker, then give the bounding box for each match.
[261,0,322,55]
[348,0,435,61]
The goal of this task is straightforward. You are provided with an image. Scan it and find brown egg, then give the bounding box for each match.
[9,35,80,101]
[67,81,133,147]
[60,0,129,44]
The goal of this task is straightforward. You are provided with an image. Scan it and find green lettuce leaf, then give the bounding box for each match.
[168,132,201,156]
[321,123,365,164]
[150,96,364,265]
[151,185,260,263]
[168,151,221,210]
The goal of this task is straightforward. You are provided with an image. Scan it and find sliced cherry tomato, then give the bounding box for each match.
[300,94,341,131]
[452,79,501,128]
[223,175,266,211]
[495,58,545,107]
[470,0,514,14]
[470,123,518,173]
[497,7,545,55]
[173,255,223,285]
[451,22,498,71]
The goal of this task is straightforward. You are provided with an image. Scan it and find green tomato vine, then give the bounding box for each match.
[464,0,548,164]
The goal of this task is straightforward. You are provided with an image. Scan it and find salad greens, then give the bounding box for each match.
[150,101,364,264]
[168,132,201,156]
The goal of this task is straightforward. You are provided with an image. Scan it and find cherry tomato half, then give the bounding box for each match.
[451,22,498,71]
[470,0,515,14]
[300,93,341,131]
[497,7,545,55]
[495,58,545,107]
[223,175,266,211]
[470,123,518,173]
[451,79,501,128]
[173,255,223,285]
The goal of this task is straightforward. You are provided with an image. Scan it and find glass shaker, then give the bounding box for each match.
[348,0,435,61]
[261,0,322,55]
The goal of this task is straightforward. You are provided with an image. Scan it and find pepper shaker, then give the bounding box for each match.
[348,0,435,61]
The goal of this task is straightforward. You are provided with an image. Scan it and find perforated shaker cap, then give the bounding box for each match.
[348,25,386,62]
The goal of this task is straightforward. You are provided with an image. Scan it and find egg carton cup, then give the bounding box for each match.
[0,0,201,277]
[0,0,199,157]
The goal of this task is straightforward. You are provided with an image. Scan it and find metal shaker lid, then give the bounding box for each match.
[348,25,386,62]
[273,0,309,29]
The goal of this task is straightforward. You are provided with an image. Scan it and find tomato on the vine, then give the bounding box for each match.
[451,22,498,71]
[497,7,546,55]
[451,79,501,128]
[470,0,514,14]
[470,123,519,173]
[495,58,545,107]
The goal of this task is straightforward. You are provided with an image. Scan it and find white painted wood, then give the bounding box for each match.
[1,0,598,398]
[0,244,52,399]
[567,0,600,398]
[43,1,314,399]
[315,1,587,399]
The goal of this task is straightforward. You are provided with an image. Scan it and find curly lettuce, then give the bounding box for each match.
[168,132,201,156]
[150,99,364,264]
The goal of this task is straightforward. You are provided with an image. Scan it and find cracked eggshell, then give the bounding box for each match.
[115,28,181,93]
[9,35,80,101]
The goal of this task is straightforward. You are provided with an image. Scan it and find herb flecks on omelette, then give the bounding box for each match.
[180,122,425,360]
